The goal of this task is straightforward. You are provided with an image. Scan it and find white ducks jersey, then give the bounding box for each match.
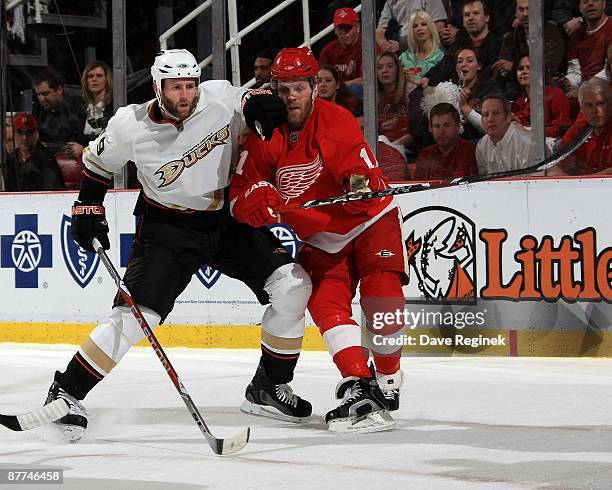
[83,80,247,211]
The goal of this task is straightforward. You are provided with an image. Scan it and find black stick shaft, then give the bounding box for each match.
[277,125,594,212]
[92,238,249,455]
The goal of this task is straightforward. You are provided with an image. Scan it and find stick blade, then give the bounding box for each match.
[207,427,250,455]
[0,400,69,431]
[0,414,21,431]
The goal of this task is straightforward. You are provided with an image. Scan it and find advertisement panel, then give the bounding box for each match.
[1,177,610,354]
[0,191,287,325]
[397,178,612,334]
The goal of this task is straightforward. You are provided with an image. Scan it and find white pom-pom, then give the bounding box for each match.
[420,81,464,133]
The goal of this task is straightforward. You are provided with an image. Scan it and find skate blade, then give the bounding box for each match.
[51,422,85,443]
[240,400,310,424]
[328,410,396,434]
[384,401,400,412]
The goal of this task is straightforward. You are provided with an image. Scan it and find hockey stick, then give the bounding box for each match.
[0,400,70,432]
[276,124,594,212]
[92,238,250,455]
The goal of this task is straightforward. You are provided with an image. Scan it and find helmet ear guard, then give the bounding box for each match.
[151,49,201,115]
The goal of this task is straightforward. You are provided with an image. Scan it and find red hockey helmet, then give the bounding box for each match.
[271,47,319,81]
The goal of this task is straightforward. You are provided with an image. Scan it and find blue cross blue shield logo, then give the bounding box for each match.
[1,214,52,288]
[118,221,222,290]
[60,215,100,288]
[268,224,300,259]
[193,224,300,289]
[196,265,222,289]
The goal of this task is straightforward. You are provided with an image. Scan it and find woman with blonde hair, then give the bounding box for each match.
[399,11,444,88]
[81,60,113,137]
[64,60,113,159]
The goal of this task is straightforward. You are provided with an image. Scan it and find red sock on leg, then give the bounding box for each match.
[333,346,371,378]
[373,353,401,375]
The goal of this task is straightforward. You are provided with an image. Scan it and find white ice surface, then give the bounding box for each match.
[1,345,612,489]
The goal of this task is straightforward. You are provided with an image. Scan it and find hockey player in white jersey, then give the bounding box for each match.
[44,49,313,441]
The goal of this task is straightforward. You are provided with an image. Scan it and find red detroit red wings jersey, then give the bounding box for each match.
[230,99,394,250]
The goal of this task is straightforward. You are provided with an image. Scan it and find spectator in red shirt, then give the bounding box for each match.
[317,64,363,121]
[5,112,65,191]
[511,55,572,138]
[319,8,363,89]
[415,103,478,179]
[564,0,612,97]
[553,0,612,36]
[376,51,427,178]
[550,77,612,175]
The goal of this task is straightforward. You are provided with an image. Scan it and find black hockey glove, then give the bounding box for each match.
[71,201,110,253]
[243,90,287,140]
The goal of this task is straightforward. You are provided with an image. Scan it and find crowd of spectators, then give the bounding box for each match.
[1,0,610,192]
[3,60,113,192]
[317,1,611,181]
[5,112,64,192]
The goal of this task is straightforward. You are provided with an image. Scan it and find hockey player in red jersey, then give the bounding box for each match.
[230,47,407,432]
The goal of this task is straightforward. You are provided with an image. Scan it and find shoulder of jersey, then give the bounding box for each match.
[199,79,233,90]
[111,102,149,127]
[105,103,145,140]
[198,80,243,101]
[315,98,361,142]
[194,80,246,114]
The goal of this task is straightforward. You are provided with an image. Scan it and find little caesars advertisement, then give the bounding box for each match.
[376,178,612,354]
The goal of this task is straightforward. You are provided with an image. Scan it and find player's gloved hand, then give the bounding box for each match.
[231,181,284,228]
[343,169,388,215]
[242,89,287,140]
[71,201,110,252]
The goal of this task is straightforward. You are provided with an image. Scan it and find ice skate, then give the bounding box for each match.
[376,369,404,412]
[325,375,396,433]
[241,362,312,423]
[44,373,88,442]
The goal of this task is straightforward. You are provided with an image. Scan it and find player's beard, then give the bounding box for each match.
[161,95,197,121]
[287,98,314,131]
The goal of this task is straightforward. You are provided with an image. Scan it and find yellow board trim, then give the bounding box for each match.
[0,322,327,351]
[1,322,611,357]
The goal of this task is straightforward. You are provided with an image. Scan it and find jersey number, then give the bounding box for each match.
[97,137,106,156]
[360,147,376,169]
[234,150,248,175]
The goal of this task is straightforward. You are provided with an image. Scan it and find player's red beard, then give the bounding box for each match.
[286,97,314,130]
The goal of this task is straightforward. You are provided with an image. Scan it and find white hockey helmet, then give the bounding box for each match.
[151,49,201,112]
